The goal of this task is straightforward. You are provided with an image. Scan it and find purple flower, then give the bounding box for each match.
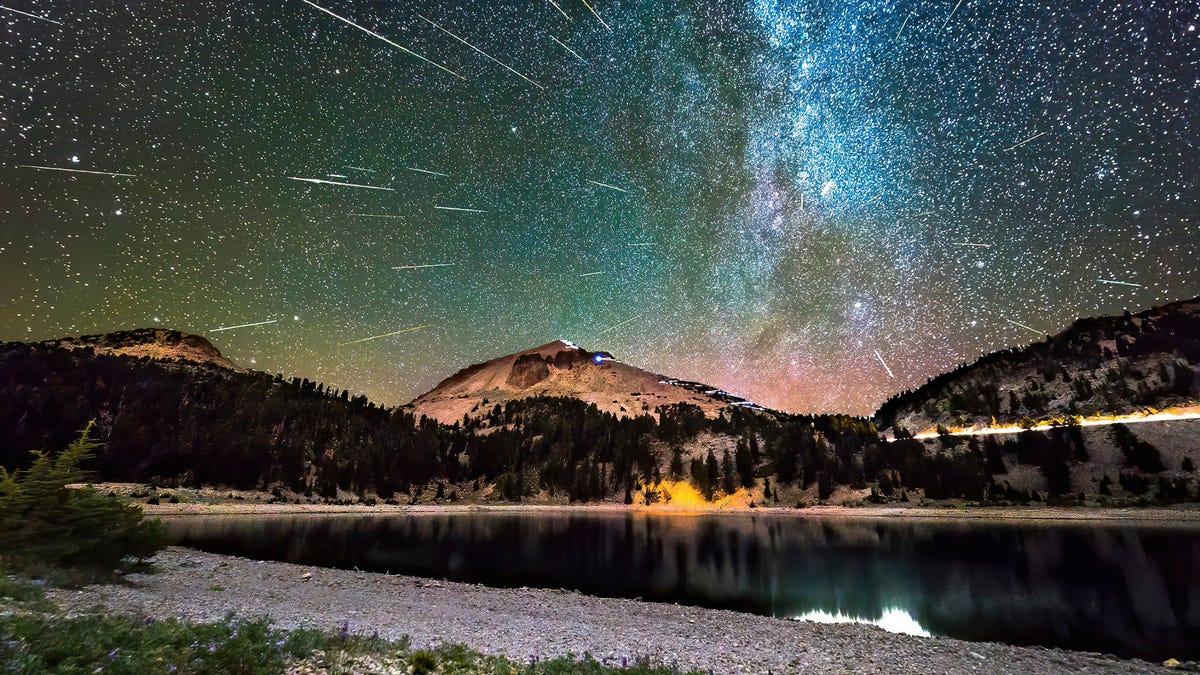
[338,621,350,641]
[371,630,379,640]
[208,644,217,653]
[106,648,119,661]
[622,657,628,668]
[167,666,177,674]
[144,617,156,625]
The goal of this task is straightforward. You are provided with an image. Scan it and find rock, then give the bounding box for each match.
[301,572,313,581]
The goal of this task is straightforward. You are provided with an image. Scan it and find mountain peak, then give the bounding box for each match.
[35,328,242,371]
[406,341,760,424]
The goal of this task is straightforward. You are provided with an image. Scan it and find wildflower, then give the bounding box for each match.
[208,644,217,653]
[144,617,156,625]
[371,630,380,640]
[106,649,119,661]
[622,657,628,668]
[339,620,350,641]
[167,666,177,674]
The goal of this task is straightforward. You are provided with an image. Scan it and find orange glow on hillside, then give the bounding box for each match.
[639,480,759,510]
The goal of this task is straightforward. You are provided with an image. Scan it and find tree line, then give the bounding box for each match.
[0,341,1193,504]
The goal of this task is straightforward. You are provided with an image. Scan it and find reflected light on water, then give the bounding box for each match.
[794,607,932,637]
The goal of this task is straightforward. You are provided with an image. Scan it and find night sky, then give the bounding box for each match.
[1,0,1197,415]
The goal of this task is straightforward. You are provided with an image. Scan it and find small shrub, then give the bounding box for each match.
[0,573,49,609]
[409,650,438,675]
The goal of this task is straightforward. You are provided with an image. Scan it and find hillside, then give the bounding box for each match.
[0,318,1197,507]
[406,339,763,425]
[874,298,1200,436]
[36,328,243,371]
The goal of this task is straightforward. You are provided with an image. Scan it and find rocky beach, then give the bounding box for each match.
[49,547,1174,675]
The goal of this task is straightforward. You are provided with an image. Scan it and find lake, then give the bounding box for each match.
[163,510,1200,661]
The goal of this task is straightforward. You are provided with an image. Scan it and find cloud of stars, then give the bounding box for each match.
[1,0,1197,415]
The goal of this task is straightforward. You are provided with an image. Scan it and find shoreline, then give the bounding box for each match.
[143,500,1200,525]
[49,547,1172,674]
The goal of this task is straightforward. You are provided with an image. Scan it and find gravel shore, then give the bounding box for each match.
[50,547,1169,674]
[139,498,1200,525]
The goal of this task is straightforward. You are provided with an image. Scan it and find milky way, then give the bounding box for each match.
[1,0,1197,415]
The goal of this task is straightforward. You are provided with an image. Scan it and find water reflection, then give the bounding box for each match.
[164,512,1200,661]
[794,607,931,637]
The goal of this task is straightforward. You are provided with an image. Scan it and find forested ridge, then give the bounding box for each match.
[1,332,1196,505]
[875,298,1200,432]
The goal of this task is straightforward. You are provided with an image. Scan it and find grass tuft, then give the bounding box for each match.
[0,612,704,674]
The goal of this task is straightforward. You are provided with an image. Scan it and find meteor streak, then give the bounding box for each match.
[579,271,604,277]
[338,324,434,347]
[1005,318,1043,335]
[405,166,449,177]
[288,176,393,191]
[1096,278,1142,288]
[938,0,965,34]
[895,12,911,38]
[597,314,641,335]
[629,242,656,247]
[344,166,376,173]
[951,242,991,248]
[210,319,278,333]
[548,0,571,20]
[874,350,895,379]
[392,263,455,270]
[0,4,61,24]
[549,35,587,63]
[588,179,628,193]
[433,205,487,213]
[1002,131,1048,152]
[418,15,543,90]
[297,0,464,80]
[350,213,407,220]
[580,0,611,30]
[17,164,136,177]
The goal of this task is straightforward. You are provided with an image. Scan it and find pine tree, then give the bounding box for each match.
[703,451,719,501]
[669,447,684,481]
[721,449,737,494]
[0,422,165,571]
[735,438,755,488]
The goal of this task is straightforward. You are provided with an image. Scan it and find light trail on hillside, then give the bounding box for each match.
[886,405,1200,442]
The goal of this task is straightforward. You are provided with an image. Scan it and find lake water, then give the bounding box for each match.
[163,510,1200,661]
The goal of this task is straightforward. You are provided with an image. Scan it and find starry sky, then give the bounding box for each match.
[1,0,1197,415]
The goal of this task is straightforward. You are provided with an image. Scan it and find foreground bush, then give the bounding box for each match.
[0,614,345,675]
[0,422,165,574]
[0,613,703,674]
